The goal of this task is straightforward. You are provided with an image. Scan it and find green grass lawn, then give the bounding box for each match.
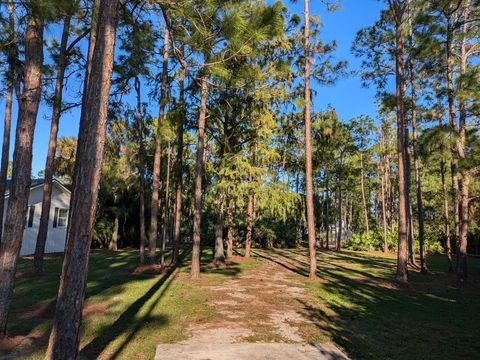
[258,248,480,360]
[4,247,480,359]
[7,247,260,359]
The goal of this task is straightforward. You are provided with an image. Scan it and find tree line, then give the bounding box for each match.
[0,0,478,357]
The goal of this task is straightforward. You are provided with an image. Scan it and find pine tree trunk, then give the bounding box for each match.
[226,196,234,258]
[0,13,44,335]
[109,214,119,251]
[304,0,317,279]
[191,75,208,279]
[336,185,342,251]
[135,76,147,265]
[45,1,118,355]
[381,162,388,253]
[245,190,254,259]
[360,153,369,237]
[408,1,426,273]
[214,189,225,265]
[161,142,172,270]
[405,137,417,267]
[446,19,461,261]
[0,0,15,244]
[172,62,185,265]
[456,10,471,281]
[410,85,426,272]
[440,161,453,272]
[0,82,13,245]
[33,15,71,274]
[149,28,169,263]
[391,1,408,283]
[325,168,330,250]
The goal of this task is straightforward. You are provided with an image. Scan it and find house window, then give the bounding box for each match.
[26,205,35,228]
[53,208,68,228]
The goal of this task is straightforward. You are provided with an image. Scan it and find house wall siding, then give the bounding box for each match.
[2,182,70,256]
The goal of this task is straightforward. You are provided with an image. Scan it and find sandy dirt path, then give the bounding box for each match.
[156,255,348,359]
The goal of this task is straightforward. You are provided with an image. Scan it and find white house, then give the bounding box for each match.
[3,179,71,256]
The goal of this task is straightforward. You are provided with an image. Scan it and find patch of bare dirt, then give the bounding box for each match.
[17,300,106,322]
[0,335,24,352]
[18,300,56,320]
[132,264,165,275]
[181,259,315,344]
[82,302,108,318]
[0,330,46,357]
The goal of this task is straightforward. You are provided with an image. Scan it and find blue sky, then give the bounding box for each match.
[0,0,385,176]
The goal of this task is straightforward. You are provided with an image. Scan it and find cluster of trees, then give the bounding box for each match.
[0,0,478,357]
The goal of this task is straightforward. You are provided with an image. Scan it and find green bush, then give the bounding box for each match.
[347,229,396,252]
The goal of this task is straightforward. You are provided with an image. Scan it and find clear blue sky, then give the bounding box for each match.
[0,0,385,177]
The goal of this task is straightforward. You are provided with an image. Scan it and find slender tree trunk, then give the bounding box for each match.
[360,153,370,237]
[160,142,172,270]
[172,61,185,265]
[191,75,208,279]
[446,18,461,261]
[0,13,44,335]
[135,76,147,265]
[0,0,15,244]
[33,16,71,273]
[407,0,425,273]
[0,85,13,245]
[381,161,388,253]
[325,168,330,250]
[410,80,426,272]
[336,184,342,251]
[456,9,471,281]
[405,138,417,267]
[45,0,118,356]
[304,0,317,279]
[245,188,254,259]
[391,0,408,283]
[214,189,225,265]
[109,212,119,251]
[457,172,470,281]
[440,160,453,272]
[226,196,234,258]
[149,28,169,263]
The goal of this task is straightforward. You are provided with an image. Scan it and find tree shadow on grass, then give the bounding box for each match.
[259,248,480,359]
[80,268,177,359]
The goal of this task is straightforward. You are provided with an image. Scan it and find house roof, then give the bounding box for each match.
[4,178,71,198]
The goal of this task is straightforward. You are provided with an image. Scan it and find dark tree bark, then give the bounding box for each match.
[336,185,342,251]
[172,62,185,265]
[440,160,453,271]
[0,81,13,245]
[191,75,208,279]
[0,0,15,244]
[149,28,169,263]
[389,0,408,283]
[304,0,317,279]
[160,142,172,270]
[134,76,147,265]
[325,167,330,250]
[245,188,254,258]
[456,9,472,281]
[45,0,118,356]
[214,189,226,265]
[33,15,71,273]
[109,203,119,252]
[381,160,388,253]
[0,12,44,335]
[226,196,234,258]
[405,137,417,268]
